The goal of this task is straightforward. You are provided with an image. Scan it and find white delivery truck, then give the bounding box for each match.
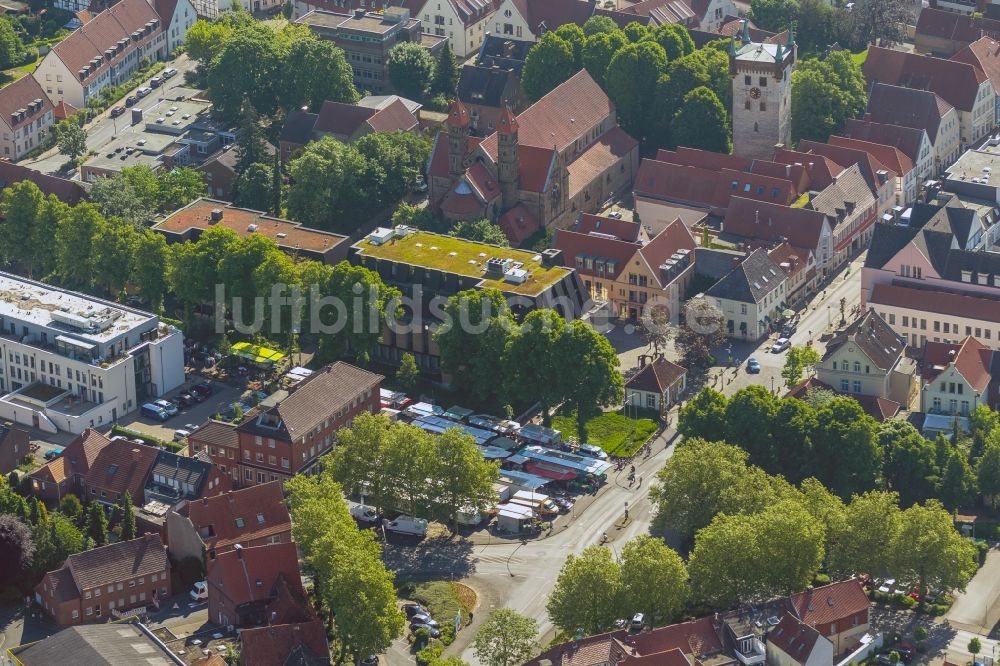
[512,490,559,517]
[386,515,428,537]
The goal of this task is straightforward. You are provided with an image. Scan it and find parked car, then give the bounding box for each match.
[608,211,623,219]
[183,423,199,433]
[149,76,162,88]
[781,322,797,337]
[141,403,169,421]
[410,614,438,628]
[124,95,138,107]
[578,443,608,460]
[192,382,213,398]
[190,580,208,601]
[154,399,178,416]
[173,429,192,442]
[877,578,895,593]
[350,504,378,523]
[162,67,178,79]
[410,623,440,638]
[44,447,64,461]
[403,603,427,618]
[629,613,645,632]
[136,86,152,98]
[386,515,427,537]
[358,656,378,666]
[746,357,761,374]
[771,338,791,353]
[110,106,125,118]
[176,391,197,407]
[551,496,573,512]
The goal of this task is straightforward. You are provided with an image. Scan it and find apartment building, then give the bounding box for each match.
[705,248,789,341]
[35,534,171,625]
[864,83,962,177]
[418,0,496,57]
[921,336,997,416]
[0,273,183,434]
[844,117,935,185]
[0,76,54,160]
[234,362,382,486]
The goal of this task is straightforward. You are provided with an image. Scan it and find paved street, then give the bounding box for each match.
[948,549,1000,637]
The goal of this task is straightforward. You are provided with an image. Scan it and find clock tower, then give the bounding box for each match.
[730,20,796,160]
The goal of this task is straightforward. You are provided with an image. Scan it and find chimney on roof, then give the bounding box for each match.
[210,208,223,222]
[132,447,141,462]
[949,349,957,359]
[234,543,243,558]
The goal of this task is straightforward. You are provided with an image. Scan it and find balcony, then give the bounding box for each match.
[734,638,766,666]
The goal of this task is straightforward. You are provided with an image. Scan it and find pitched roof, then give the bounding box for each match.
[916,7,987,43]
[62,533,168,592]
[767,613,825,664]
[824,309,905,371]
[30,429,141,490]
[626,356,687,393]
[771,149,844,190]
[705,247,787,304]
[597,0,688,28]
[439,0,496,27]
[0,160,88,206]
[509,0,595,35]
[80,437,161,502]
[185,480,291,551]
[843,118,926,165]
[788,578,870,626]
[638,217,697,288]
[0,75,53,130]
[797,141,892,195]
[457,64,518,108]
[280,110,319,146]
[206,541,303,609]
[314,99,417,137]
[952,37,1000,96]
[864,45,986,112]
[553,226,641,282]
[11,623,179,665]
[923,336,993,393]
[828,135,913,176]
[722,196,830,252]
[145,449,212,503]
[428,131,481,178]
[567,126,638,199]
[479,70,614,159]
[239,621,330,666]
[446,99,471,128]
[865,82,948,141]
[498,204,539,245]
[573,213,642,241]
[188,419,240,451]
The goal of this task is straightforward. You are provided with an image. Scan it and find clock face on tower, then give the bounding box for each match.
[749,87,761,99]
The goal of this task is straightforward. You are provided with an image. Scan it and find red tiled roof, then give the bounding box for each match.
[52,100,77,120]
[0,75,52,130]
[517,144,557,192]
[510,0,595,35]
[446,99,471,128]
[871,283,1000,324]
[497,105,518,134]
[440,186,487,215]
[863,45,987,112]
[916,8,998,44]
[207,542,303,609]
[365,98,419,133]
[61,533,167,592]
[768,242,809,280]
[498,204,539,245]
[0,160,87,206]
[772,149,844,190]
[658,146,752,171]
[480,70,614,159]
[185,481,291,552]
[466,161,501,202]
[567,126,637,199]
[313,101,377,136]
[82,437,159,503]
[553,226,640,281]
[723,196,830,251]
[789,579,870,627]
[828,135,913,176]
[634,157,797,210]
[952,37,1000,96]
[574,214,642,241]
[796,140,893,194]
[768,613,824,664]
[638,218,696,288]
[427,132,481,178]
[843,118,925,165]
[239,621,330,666]
[31,428,114,487]
[924,336,992,393]
[626,356,687,393]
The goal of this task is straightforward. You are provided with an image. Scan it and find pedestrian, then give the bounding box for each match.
[638,475,642,487]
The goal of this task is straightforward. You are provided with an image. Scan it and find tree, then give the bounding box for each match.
[158,167,207,211]
[184,19,235,66]
[450,219,509,246]
[120,491,137,541]
[749,0,799,31]
[0,180,45,274]
[286,470,405,662]
[547,545,622,635]
[969,404,1000,462]
[56,119,87,164]
[89,174,154,226]
[678,388,729,442]
[55,203,103,289]
[829,491,900,579]
[383,424,436,518]
[672,86,731,153]
[937,450,977,511]
[207,23,288,118]
[850,0,908,47]
[435,289,515,401]
[315,261,399,364]
[581,29,628,88]
[387,42,436,100]
[233,163,275,211]
[433,41,458,96]
[648,23,694,60]
[329,413,395,513]
[618,536,688,622]
[893,500,978,606]
[59,494,83,522]
[93,217,139,297]
[724,386,779,469]
[623,22,649,42]
[969,637,982,660]
[432,428,499,530]
[655,48,732,144]
[791,53,867,143]
[473,608,539,666]
[280,38,358,111]
[84,502,108,547]
[504,309,567,425]
[811,396,879,498]
[234,105,270,177]
[649,439,751,543]
[604,40,667,143]
[562,320,624,441]
[554,23,586,68]
[675,298,727,368]
[286,137,368,230]
[396,352,419,390]
[879,420,938,507]
[131,230,169,313]
[392,201,438,230]
[978,438,1000,508]
[521,33,576,102]
[0,16,27,70]
[782,345,820,388]
[0,515,34,587]
[36,513,83,574]
[355,132,432,209]
[583,15,619,36]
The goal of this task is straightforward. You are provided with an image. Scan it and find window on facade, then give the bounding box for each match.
[646,393,656,408]
[853,381,862,393]
[235,517,245,528]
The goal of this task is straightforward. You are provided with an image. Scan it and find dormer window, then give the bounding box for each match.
[256,513,265,524]
[235,517,245,528]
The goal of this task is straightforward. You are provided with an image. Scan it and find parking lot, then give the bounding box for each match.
[118,378,244,442]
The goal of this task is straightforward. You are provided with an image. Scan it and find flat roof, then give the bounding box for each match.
[298,8,416,34]
[945,149,1000,185]
[352,229,571,295]
[0,272,156,342]
[154,198,348,254]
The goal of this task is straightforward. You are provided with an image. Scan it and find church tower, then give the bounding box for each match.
[729,20,796,160]
[447,100,471,177]
[497,106,520,210]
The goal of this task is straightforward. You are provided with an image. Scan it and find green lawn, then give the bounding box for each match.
[407,581,472,626]
[850,48,868,66]
[552,409,658,457]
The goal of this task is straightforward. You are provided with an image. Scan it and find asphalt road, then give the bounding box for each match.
[948,549,1000,636]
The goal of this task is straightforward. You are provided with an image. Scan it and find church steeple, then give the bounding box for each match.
[497,106,520,210]
[446,100,470,178]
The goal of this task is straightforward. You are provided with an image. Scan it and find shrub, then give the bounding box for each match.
[900,596,916,610]
[973,539,989,566]
[813,573,831,586]
[914,626,927,641]
[413,628,432,652]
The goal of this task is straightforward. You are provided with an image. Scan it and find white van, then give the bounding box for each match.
[350,503,378,523]
[512,490,559,516]
[190,580,207,601]
[386,515,427,537]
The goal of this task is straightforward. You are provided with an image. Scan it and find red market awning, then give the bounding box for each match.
[526,460,576,481]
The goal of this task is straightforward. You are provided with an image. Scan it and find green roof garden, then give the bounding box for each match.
[353,230,571,295]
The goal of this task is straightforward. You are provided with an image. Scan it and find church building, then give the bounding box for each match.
[427,70,640,244]
[729,21,796,160]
